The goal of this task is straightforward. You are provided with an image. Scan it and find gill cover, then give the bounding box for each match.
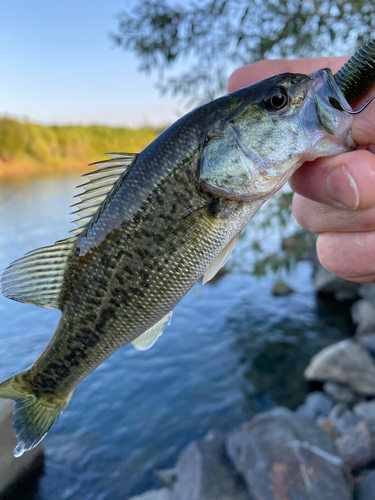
[200,69,354,202]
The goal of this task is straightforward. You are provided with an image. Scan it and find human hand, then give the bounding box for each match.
[228,57,375,284]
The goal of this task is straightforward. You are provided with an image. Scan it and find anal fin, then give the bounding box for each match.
[132,311,173,351]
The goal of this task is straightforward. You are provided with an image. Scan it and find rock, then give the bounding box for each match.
[226,407,351,500]
[353,400,375,429]
[323,381,358,404]
[128,489,170,500]
[335,420,375,472]
[354,469,375,500]
[154,468,177,489]
[351,299,375,336]
[314,264,360,301]
[170,430,250,500]
[295,391,334,421]
[358,284,375,303]
[304,340,375,395]
[271,280,293,297]
[357,334,375,356]
[328,403,362,436]
[0,400,44,496]
[316,418,339,440]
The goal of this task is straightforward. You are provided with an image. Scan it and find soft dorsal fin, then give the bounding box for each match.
[202,234,239,285]
[1,237,77,309]
[132,311,173,351]
[70,153,137,236]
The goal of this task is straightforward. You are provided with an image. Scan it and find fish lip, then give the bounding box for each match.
[310,69,354,135]
[298,68,354,145]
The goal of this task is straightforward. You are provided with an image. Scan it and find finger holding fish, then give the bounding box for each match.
[228,52,375,284]
[290,148,375,211]
[293,191,375,233]
[317,232,375,284]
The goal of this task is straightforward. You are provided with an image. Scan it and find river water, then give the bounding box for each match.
[0,174,353,500]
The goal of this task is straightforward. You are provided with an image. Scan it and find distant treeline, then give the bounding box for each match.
[0,117,162,178]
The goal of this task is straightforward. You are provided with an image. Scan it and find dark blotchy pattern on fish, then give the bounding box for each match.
[26,140,256,394]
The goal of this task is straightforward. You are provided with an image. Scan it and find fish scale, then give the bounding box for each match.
[29,158,247,393]
[0,51,374,456]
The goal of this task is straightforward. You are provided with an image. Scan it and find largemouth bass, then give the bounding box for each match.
[0,64,371,457]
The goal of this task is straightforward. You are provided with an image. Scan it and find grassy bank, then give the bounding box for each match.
[0,117,161,179]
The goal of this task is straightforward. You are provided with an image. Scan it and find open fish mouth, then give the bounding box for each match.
[300,69,354,140]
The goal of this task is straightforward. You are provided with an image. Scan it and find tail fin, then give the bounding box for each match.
[0,372,73,457]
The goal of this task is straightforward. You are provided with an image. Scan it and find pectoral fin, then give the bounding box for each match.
[202,234,239,285]
[132,311,173,350]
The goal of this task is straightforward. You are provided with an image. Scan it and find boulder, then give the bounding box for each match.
[304,340,375,395]
[353,400,375,429]
[128,489,170,500]
[335,420,375,472]
[323,382,358,405]
[315,418,339,440]
[225,407,351,500]
[358,284,375,303]
[354,469,375,500]
[169,430,250,500]
[314,264,360,301]
[357,334,375,356]
[295,391,334,421]
[351,299,375,336]
[154,468,177,489]
[328,404,362,436]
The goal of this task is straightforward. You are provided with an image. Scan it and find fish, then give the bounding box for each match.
[0,66,366,457]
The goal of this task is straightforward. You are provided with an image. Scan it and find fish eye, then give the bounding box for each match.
[264,87,289,111]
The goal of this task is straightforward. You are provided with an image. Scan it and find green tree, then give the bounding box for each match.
[113,0,374,103]
[113,0,374,280]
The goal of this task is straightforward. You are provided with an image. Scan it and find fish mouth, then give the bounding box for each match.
[299,69,354,147]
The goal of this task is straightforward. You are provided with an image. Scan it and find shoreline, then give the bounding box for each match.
[0,159,106,182]
[0,117,162,182]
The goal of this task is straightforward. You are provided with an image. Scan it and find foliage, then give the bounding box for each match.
[114,0,375,104]
[0,117,159,171]
[0,118,30,160]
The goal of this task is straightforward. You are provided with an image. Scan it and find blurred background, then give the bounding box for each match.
[0,1,374,499]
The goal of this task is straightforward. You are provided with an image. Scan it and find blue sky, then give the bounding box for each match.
[1,1,187,127]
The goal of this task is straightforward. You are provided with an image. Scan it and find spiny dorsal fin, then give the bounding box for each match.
[1,237,77,309]
[202,234,239,285]
[70,153,137,236]
[132,311,173,351]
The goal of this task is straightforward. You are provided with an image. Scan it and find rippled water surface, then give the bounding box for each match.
[0,174,352,500]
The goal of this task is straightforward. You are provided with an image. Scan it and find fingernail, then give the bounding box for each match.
[325,166,359,209]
